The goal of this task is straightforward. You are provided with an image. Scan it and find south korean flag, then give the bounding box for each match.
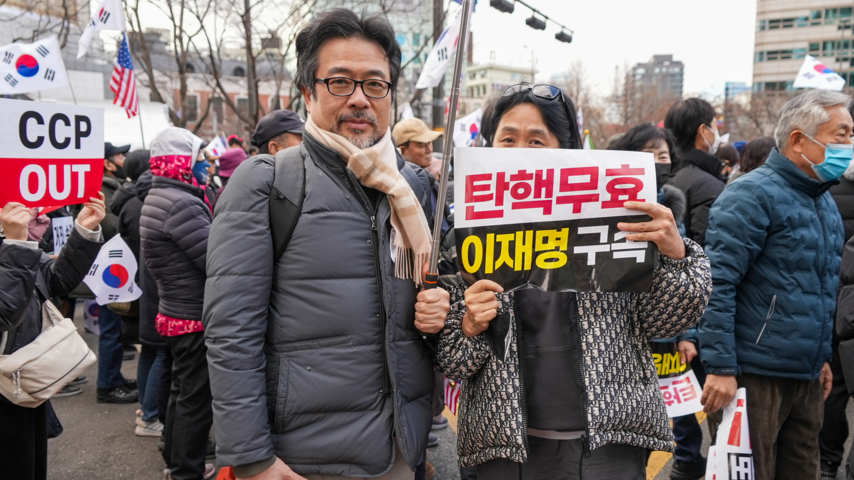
[83,235,143,306]
[77,0,127,59]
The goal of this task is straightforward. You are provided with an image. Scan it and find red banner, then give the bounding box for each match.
[0,157,104,208]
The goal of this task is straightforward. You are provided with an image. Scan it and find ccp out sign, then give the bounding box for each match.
[0,98,104,208]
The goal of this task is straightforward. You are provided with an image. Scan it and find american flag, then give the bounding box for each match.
[444,377,462,415]
[111,34,138,118]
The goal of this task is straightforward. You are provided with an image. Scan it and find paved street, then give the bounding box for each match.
[49,305,852,480]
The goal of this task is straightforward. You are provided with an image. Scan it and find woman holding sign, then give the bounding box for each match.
[431,84,713,479]
[0,194,106,480]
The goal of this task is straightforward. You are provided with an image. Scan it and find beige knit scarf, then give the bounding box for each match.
[305,117,432,285]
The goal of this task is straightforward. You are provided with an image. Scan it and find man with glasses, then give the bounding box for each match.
[204,8,450,480]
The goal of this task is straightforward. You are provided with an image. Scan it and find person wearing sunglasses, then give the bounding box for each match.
[432,84,712,479]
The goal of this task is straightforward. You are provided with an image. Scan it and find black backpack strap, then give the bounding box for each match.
[270,145,307,262]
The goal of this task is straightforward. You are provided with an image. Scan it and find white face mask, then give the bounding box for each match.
[703,124,721,155]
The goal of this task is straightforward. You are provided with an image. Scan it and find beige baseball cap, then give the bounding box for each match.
[392,118,443,146]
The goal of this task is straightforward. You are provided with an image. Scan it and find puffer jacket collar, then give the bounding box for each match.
[678,148,724,178]
[152,175,205,201]
[765,148,837,198]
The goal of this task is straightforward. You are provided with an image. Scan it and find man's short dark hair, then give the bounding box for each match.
[295,8,401,98]
[228,138,242,147]
[664,98,716,153]
[259,132,290,154]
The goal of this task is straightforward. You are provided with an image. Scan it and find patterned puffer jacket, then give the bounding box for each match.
[433,237,712,467]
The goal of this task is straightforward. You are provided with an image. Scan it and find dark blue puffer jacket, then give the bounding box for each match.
[699,148,844,380]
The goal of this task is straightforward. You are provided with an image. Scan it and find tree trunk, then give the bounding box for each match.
[243,0,259,131]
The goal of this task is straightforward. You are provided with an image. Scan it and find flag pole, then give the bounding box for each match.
[69,83,78,105]
[137,105,145,149]
[425,0,474,289]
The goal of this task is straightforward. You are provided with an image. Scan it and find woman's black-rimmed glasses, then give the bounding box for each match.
[315,77,393,99]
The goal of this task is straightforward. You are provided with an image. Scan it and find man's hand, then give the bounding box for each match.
[618,201,686,260]
[415,288,450,335]
[678,341,698,365]
[821,361,833,401]
[0,202,33,241]
[237,458,308,480]
[701,374,738,413]
[76,192,106,231]
[462,280,504,338]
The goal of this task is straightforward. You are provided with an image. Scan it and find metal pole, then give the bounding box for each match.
[425,0,474,288]
[137,106,146,149]
[431,0,445,151]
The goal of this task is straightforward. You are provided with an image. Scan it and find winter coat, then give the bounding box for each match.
[836,234,854,393]
[101,175,124,241]
[700,149,844,380]
[118,171,164,347]
[110,171,152,259]
[0,227,102,392]
[140,176,212,321]
[433,237,712,467]
[667,148,725,246]
[203,134,435,477]
[830,165,854,242]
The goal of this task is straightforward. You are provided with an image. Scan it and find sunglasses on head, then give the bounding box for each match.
[502,84,564,101]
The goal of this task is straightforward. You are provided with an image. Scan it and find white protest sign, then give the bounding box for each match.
[0,99,104,208]
[706,388,754,480]
[51,216,73,253]
[659,370,704,418]
[83,235,142,305]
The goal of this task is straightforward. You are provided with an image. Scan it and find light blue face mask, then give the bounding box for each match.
[801,133,854,183]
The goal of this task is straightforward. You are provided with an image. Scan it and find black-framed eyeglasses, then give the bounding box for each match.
[502,83,564,101]
[315,77,393,99]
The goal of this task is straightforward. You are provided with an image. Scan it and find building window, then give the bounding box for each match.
[811,10,823,26]
[755,51,766,63]
[794,48,807,59]
[824,41,836,57]
[233,66,245,77]
[826,8,839,25]
[237,97,247,116]
[796,16,808,27]
[212,96,223,118]
[780,18,796,28]
[413,33,420,46]
[757,19,768,31]
[186,95,198,123]
[769,19,781,29]
[843,7,853,18]
[810,42,820,53]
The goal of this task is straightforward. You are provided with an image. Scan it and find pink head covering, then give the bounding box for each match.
[149,127,203,186]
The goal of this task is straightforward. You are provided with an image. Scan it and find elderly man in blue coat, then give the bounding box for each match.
[699,89,852,480]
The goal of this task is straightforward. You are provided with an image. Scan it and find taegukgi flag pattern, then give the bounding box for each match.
[454,147,658,292]
[0,36,69,95]
[793,55,846,91]
[77,0,127,59]
[83,235,143,306]
[416,9,463,89]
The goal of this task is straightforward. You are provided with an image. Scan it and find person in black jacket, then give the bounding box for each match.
[141,127,215,480]
[0,194,106,480]
[664,98,726,247]
[112,150,170,438]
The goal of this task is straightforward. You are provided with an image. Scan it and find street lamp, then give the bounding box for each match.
[555,30,573,43]
[489,0,514,14]
[525,15,546,30]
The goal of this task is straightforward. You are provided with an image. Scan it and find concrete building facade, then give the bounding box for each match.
[753,0,854,91]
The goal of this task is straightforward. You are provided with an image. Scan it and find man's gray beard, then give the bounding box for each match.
[344,130,382,149]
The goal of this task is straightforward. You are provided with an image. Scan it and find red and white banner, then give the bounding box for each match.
[0,99,104,208]
[706,388,754,480]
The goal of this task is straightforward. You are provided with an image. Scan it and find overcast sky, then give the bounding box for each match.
[465,0,758,99]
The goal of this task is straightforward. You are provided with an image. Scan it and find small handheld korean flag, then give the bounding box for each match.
[0,36,70,94]
[83,235,142,306]
[77,0,127,59]
[205,134,227,157]
[793,55,846,91]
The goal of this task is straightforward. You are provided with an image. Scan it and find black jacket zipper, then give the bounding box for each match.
[571,294,591,459]
[370,214,391,397]
[511,295,530,455]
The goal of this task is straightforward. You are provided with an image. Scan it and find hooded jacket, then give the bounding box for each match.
[667,148,725,246]
[203,133,435,477]
[433,237,712,466]
[140,128,211,324]
[0,226,102,404]
[700,149,844,380]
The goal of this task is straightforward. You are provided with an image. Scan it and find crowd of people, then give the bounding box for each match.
[2,6,854,480]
